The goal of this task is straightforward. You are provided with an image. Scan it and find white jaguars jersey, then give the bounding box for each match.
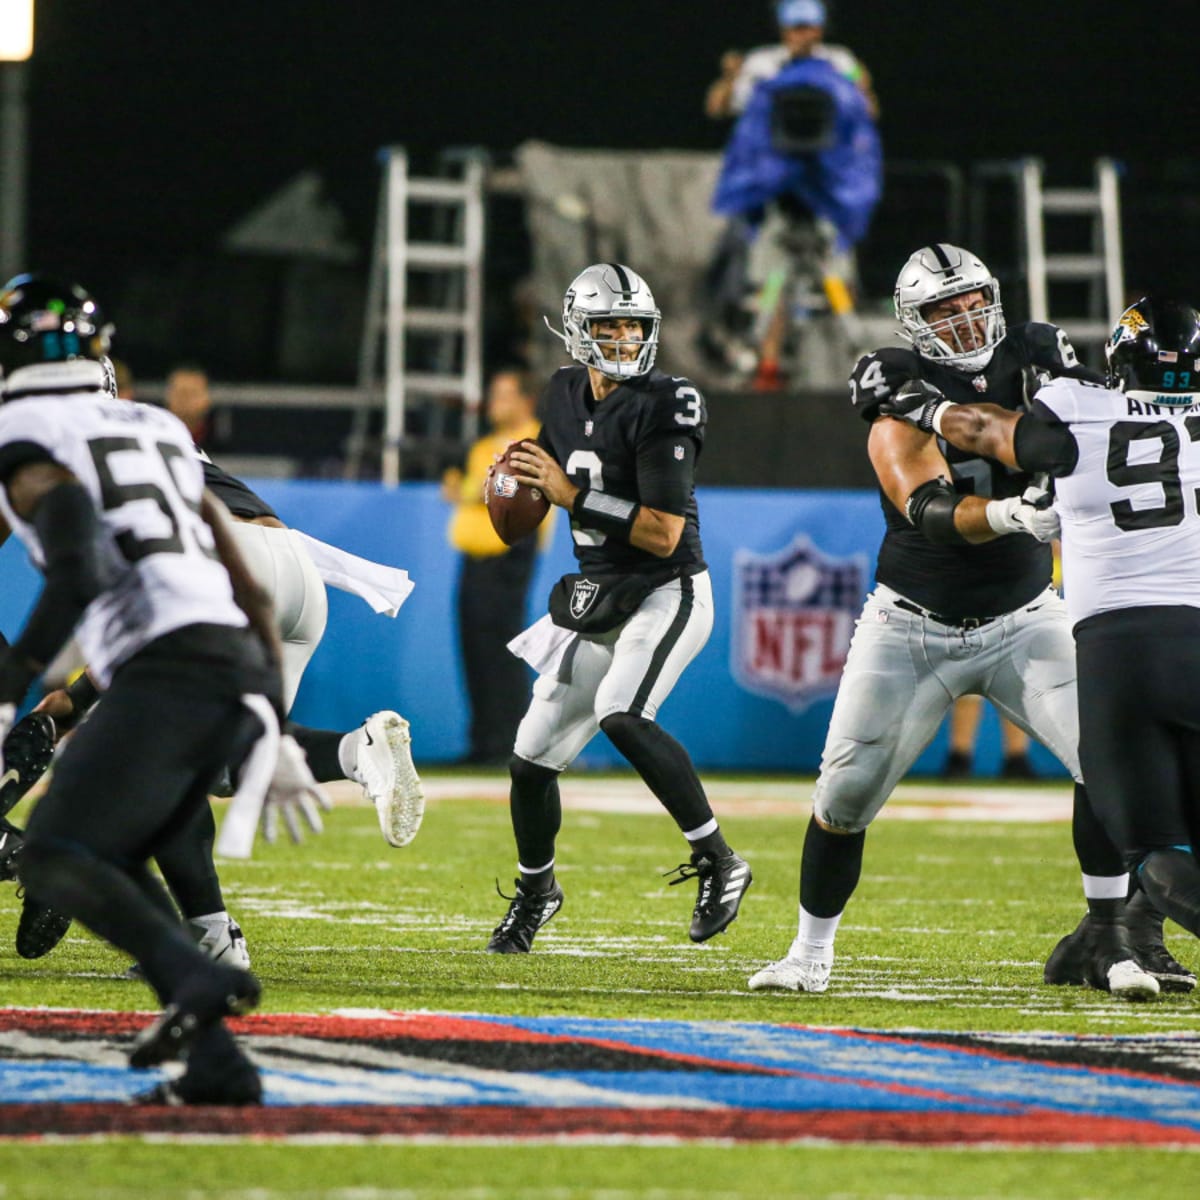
[0,388,246,686]
[1036,376,1200,624]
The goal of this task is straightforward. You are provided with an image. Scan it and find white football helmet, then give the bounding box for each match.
[894,244,1005,372]
[546,263,661,380]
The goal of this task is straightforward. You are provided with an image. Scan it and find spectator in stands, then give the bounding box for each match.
[165,363,213,445]
[442,368,545,765]
[942,696,1038,780]
[703,0,882,391]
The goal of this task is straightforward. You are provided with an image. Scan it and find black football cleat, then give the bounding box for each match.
[1043,911,1158,999]
[15,888,73,959]
[132,1051,262,1106]
[486,879,564,954]
[1125,889,1197,993]
[0,713,57,820]
[666,849,753,943]
[0,818,23,883]
[130,966,262,1069]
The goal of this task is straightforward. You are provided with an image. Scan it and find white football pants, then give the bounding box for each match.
[814,582,1081,833]
[514,571,713,772]
[228,522,328,712]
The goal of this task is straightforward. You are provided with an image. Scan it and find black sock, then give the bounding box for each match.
[1139,848,1200,937]
[20,842,205,1002]
[601,713,715,834]
[509,755,561,887]
[154,801,224,920]
[800,814,866,918]
[1072,783,1126,877]
[690,829,731,859]
[1086,897,1124,923]
[289,724,348,783]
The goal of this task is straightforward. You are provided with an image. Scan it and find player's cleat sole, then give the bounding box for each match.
[1106,959,1160,1001]
[486,880,564,954]
[129,967,262,1069]
[748,956,832,993]
[665,850,752,943]
[0,713,56,821]
[354,711,424,849]
[15,890,72,959]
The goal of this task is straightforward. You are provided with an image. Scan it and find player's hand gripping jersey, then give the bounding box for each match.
[849,322,1093,619]
[0,393,246,686]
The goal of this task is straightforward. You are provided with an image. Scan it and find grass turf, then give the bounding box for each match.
[1,772,1197,1196]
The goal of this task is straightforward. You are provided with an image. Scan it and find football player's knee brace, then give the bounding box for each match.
[1138,848,1200,937]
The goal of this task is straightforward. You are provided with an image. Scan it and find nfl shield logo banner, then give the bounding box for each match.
[731,535,867,713]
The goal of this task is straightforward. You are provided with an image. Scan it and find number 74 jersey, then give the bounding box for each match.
[1031,376,1200,625]
[0,392,247,686]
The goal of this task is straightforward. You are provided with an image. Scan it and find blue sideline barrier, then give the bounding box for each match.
[0,481,1068,777]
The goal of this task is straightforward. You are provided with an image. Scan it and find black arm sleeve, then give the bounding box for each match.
[8,483,119,677]
[905,477,968,545]
[1013,407,1079,477]
[636,434,697,515]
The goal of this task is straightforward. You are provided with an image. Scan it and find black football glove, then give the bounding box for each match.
[0,712,57,821]
[879,379,953,433]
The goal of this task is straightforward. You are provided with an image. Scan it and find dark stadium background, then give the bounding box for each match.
[18,0,1198,384]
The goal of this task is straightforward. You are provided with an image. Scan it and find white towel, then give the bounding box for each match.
[215,693,280,860]
[294,531,414,617]
[507,613,576,677]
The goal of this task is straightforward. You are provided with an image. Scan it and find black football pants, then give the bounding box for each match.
[20,664,256,1003]
[1075,607,1200,867]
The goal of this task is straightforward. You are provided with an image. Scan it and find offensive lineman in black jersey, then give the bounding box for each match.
[485,263,751,952]
[749,244,1168,998]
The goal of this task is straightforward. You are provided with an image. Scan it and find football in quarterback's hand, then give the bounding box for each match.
[485,441,550,545]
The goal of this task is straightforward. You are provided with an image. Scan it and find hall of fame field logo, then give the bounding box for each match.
[732,534,867,713]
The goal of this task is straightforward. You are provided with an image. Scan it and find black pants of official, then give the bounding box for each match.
[1076,606,1200,868]
[20,657,258,1005]
[457,542,535,762]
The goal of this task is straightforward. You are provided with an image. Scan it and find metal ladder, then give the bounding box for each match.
[1019,157,1124,362]
[348,147,486,485]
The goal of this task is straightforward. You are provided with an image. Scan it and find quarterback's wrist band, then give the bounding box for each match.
[572,488,640,540]
[930,401,955,437]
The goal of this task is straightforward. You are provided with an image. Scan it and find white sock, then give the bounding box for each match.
[1082,872,1129,900]
[789,904,841,962]
[338,730,361,781]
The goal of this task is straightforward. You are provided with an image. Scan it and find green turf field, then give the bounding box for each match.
[2,772,1197,1197]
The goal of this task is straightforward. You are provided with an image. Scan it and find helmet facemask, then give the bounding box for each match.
[893,245,1006,373]
[546,263,661,380]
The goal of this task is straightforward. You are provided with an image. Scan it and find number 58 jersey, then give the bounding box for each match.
[1027,376,1200,625]
[0,392,247,686]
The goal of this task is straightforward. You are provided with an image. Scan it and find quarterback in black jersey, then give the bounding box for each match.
[485,262,751,953]
[750,244,1161,999]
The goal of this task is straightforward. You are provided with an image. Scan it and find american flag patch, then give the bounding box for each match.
[1158,351,1179,363]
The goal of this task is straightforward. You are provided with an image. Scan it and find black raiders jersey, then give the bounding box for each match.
[849,322,1099,618]
[537,366,706,576]
[198,450,278,521]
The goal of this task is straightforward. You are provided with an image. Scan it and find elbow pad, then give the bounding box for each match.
[904,478,968,545]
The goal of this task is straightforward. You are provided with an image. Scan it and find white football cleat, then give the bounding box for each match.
[748,955,831,993]
[189,914,251,971]
[350,710,425,848]
[1106,959,1160,1001]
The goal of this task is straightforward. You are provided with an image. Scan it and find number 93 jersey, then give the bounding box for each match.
[0,393,247,686]
[537,366,707,576]
[1025,377,1200,626]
